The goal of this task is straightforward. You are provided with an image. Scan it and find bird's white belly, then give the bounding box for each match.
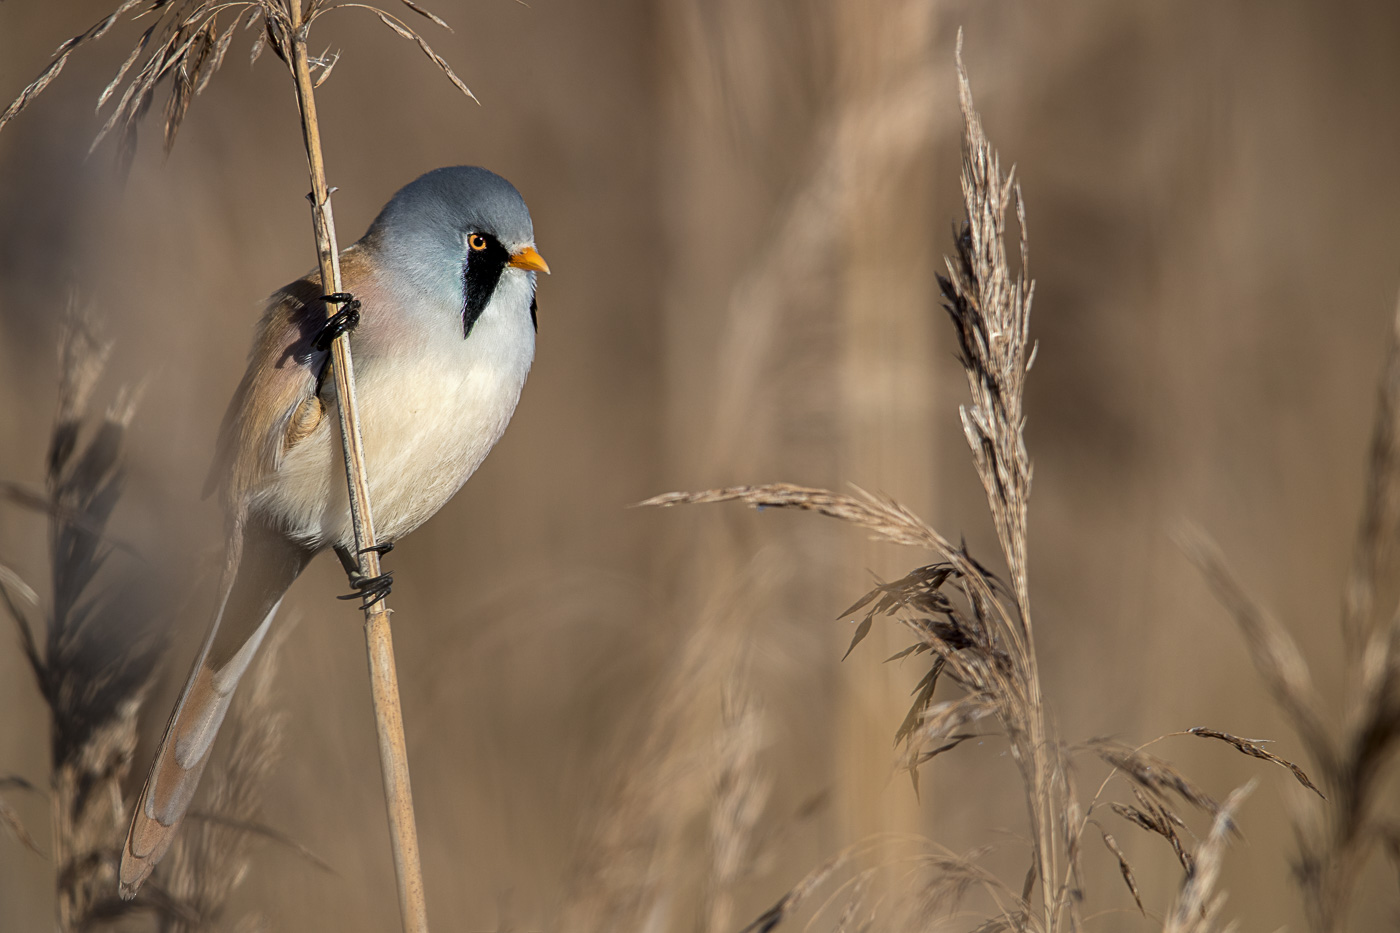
[258,295,534,549]
[356,354,523,540]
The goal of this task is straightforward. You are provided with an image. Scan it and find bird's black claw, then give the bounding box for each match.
[359,541,394,557]
[339,570,393,609]
[313,293,362,352]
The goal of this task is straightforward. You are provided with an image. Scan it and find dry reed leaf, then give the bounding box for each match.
[0,775,41,794]
[1111,800,1194,876]
[248,19,269,65]
[310,48,341,88]
[1133,784,1187,832]
[1097,830,1142,913]
[0,0,144,133]
[641,485,1026,643]
[903,701,992,801]
[0,791,43,856]
[98,26,153,111]
[894,659,945,751]
[0,563,41,614]
[198,18,239,94]
[641,484,950,552]
[915,695,996,748]
[1178,525,1333,772]
[1188,727,1323,798]
[1092,739,1220,817]
[328,5,478,102]
[0,562,43,678]
[842,613,874,661]
[1059,763,1085,921]
[910,733,978,769]
[397,0,452,31]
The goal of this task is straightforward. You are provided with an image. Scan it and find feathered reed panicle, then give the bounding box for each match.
[0,303,164,930]
[560,580,773,933]
[1,305,304,931]
[0,0,472,168]
[647,35,1308,933]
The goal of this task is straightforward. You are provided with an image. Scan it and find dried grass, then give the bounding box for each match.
[0,304,302,931]
[1183,285,1400,932]
[560,609,772,933]
[0,303,164,930]
[0,0,472,167]
[647,38,1072,932]
[646,35,1301,933]
[1161,782,1255,933]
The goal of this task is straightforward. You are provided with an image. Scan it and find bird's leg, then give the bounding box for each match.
[334,544,359,576]
[313,293,362,352]
[333,542,395,609]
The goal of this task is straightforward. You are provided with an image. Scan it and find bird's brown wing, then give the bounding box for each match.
[121,259,373,897]
[203,274,332,517]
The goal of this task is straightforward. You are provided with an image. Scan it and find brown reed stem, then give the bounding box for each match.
[285,2,428,931]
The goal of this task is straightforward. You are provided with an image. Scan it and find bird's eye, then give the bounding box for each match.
[468,233,488,252]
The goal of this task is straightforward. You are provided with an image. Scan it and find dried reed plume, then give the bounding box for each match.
[560,583,773,933]
[1161,782,1255,933]
[1,305,304,931]
[646,40,1075,930]
[1182,285,1400,932]
[647,36,1308,932]
[0,0,472,168]
[0,304,164,930]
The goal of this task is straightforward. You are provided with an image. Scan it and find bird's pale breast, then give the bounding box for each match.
[254,270,536,549]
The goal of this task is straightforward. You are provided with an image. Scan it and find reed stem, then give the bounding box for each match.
[284,2,428,930]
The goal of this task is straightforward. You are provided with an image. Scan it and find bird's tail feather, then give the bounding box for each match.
[119,519,312,899]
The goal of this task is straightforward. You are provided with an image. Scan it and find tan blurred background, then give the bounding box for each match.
[2,1,1399,930]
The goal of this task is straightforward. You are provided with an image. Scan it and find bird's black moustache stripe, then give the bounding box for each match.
[462,234,511,338]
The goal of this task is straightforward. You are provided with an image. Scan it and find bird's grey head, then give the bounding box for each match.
[370,166,535,253]
[362,167,546,334]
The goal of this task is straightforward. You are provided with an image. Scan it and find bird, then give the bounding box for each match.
[118,165,548,898]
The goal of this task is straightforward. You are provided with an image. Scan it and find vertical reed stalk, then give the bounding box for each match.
[284,3,428,931]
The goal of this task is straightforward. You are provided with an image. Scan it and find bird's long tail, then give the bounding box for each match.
[119,518,313,899]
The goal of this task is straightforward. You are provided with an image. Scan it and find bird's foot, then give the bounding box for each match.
[313,293,362,352]
[359,541,394,557]
[339,569,394,609]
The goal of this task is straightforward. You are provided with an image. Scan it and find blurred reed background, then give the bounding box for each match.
[2,1,1399,930]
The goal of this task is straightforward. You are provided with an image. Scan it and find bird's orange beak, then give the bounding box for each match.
[508,246,550,274]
